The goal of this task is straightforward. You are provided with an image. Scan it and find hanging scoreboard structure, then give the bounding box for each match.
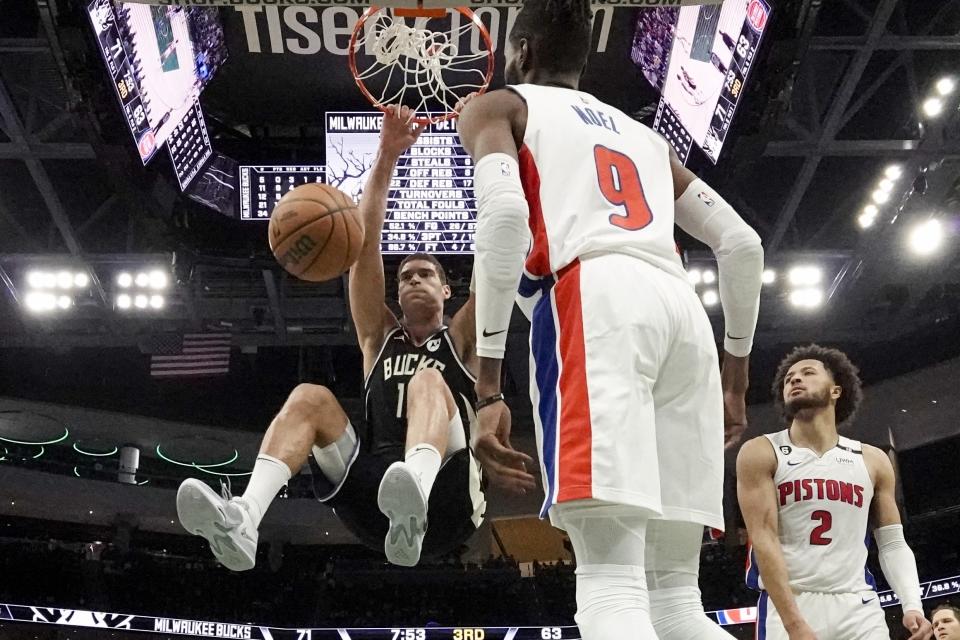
[238,165,328,220]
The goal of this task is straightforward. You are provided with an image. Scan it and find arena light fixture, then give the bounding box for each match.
[116,294,131,310]
[788,266,822,287]
[936,77,956,96]
[134,272,150,288]
[148,270,168,290]
[0,425,69,446]
[877,179,894,193]
[923,97,944,118]
[73,443,119,457]
[134,295,148,309]
[858,212,876,229]
[762,269,776,285]
[908,219,943,256]
[872,189,891,205]
[56,296,72,310]
[687,269,702,286]
[25,292,56,313]
[701,290,719,306]
[702,269,716,285]
[56,271,73,289]
[155,444,239,469]
[789,288,823,309]
[74,272,90,288]
[149,295,165,309]
[117,272,133,288]
[884,165,903,181]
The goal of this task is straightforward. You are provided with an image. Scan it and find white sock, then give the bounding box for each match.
[241,454,292,528]
[404,443,442,499]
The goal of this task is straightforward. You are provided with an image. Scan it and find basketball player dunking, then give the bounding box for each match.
[176,106,514,570]
[456,1,764,638]
[738,345,933,640]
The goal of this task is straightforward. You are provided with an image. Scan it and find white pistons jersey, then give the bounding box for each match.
[746,430,877,594]
[507,84,687,282]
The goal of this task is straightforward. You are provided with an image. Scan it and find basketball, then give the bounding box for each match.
[267,182,365,282]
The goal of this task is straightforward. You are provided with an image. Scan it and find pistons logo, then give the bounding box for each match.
[747,0,769,32]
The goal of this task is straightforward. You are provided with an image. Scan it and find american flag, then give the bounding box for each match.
[149,333,232,378]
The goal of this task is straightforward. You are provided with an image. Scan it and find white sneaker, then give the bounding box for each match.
[377,461,428,567]
[176,478,258,572]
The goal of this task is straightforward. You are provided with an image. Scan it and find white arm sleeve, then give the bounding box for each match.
[674,179,764,357]
[473,153,530,359]
[875,524,924,614]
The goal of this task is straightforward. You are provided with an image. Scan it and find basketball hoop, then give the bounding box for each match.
[348,5,494,125]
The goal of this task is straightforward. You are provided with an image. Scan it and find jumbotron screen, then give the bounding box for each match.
[86,0,227,164]
[633,0,771,163]
[325,112,476,255]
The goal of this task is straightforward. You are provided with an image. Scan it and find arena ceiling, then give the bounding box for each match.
[0,0,959,417]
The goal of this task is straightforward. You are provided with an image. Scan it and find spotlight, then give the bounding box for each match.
[857,212,876,229]
[149,295,165,309]
[57,296,72,310]
[74,272,90,288]
[117,272,132,288]
[702,270,716,284]
[134,272,149,288]
[884,165,903,181]
[878,179,894,193]
[908,219,943,256]
[25,292,56,312]
[702,290,719,306]
[134,295,148,309]
[872,189,891,205]
[148,270,168,290]
[56,271,73,289]
[762,269,776,285]
[922,97,944,118]
[26,271,46,289]
[863,204,878,217]
[116,294,131,309]
[788,266,822,286]
[936,77,956,96]
[789,288,823,309]
[687,269,702,285]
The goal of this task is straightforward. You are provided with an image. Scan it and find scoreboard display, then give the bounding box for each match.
[325,112,477,255]
[647,0,771,163]
[167,101,213,191]
[238,165,327,220]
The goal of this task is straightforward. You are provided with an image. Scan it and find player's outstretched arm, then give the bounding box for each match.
[867,445,933,640]
[737,437,817,640]
[670,148,762,450]
[456,90,535,494]
[349,105,425,372]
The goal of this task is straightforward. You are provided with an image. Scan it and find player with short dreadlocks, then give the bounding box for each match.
[457,0,764,638]
[738,345,932,640]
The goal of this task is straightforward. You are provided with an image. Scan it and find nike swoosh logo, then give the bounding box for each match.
[861,596,875,604]
[787,460,801,466]
[482,329,506,338]
[726,332,748,340]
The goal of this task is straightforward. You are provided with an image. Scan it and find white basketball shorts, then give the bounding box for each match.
[526,252,724,530]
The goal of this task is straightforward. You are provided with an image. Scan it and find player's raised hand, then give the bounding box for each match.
[903,611,933,640]
[474,400,537,495]
[379,104,425,159]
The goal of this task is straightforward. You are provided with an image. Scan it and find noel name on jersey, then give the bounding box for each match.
[778,478,866,508]
[382,353,447,381]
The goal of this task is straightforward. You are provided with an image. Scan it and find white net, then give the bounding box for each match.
[351,9,493,121]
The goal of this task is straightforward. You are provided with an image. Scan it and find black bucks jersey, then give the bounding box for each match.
[364,325,477,456]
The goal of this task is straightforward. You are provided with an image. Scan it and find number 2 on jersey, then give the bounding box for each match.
[594,145,653,231]
[810,510,833,545]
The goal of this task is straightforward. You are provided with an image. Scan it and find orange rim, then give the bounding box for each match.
[348,6,495,125]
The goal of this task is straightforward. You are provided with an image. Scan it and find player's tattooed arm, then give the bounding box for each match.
[737,437,817,640]
[350,105,425,374]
